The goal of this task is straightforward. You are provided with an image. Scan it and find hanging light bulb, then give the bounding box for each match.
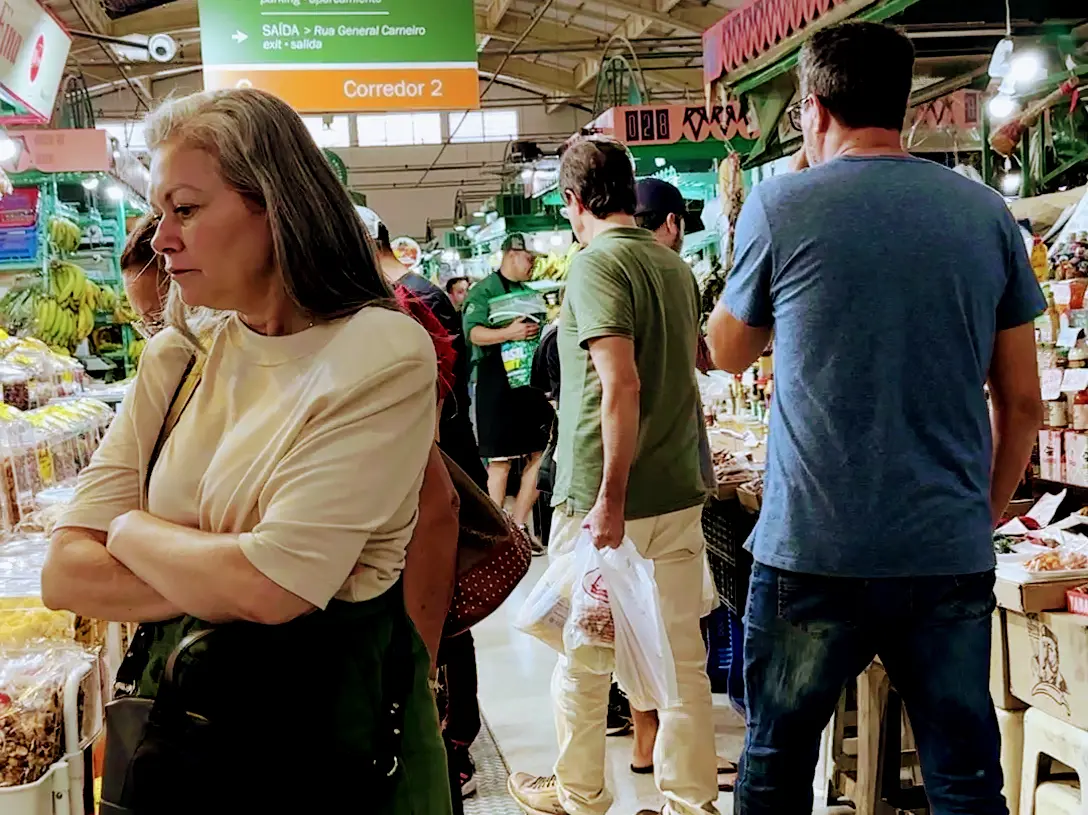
[1001,173,1022,195]
[1009,51,1045,86]
[0,137,17,163]
[988,94,1018,121]
[81,177,100,191]
[106,185,124,202]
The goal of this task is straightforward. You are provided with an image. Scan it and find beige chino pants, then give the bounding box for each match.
[549,505,719,815]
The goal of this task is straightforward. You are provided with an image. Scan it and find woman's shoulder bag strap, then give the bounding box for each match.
[144,350,206,496]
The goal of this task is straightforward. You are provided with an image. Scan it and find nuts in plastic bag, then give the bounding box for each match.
[0,645,92,787]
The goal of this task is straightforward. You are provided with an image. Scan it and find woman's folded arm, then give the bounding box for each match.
[105,511,315,625]
[42,527,183,623]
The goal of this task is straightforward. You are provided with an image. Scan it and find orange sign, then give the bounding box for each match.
[6,128,109,173]
[203,66,480,113]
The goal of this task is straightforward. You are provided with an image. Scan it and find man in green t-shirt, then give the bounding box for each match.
[462,235,553,551]
[508,138,715,815]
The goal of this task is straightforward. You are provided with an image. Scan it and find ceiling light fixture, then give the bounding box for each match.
[81,177,100,191]
[988,94,1018,121]
[1009,51,1045,86]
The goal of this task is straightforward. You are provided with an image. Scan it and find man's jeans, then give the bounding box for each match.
[736,563,1006,815]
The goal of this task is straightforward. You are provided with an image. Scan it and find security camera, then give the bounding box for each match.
[147,33,178,63]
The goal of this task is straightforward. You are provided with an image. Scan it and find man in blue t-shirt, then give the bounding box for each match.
[707,22,1044,815]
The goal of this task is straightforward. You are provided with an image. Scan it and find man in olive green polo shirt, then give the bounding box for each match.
[462,234,552,550]
[508,138,715,815]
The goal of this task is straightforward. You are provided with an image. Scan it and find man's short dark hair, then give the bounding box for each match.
[635,211,670,232]
[445,276,468,294]
[558,136,637,219]
[798,22,915,131]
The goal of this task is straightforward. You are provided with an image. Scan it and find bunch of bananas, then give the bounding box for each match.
[48,216,82,254]
[128,337,147,366]
[532,242,580,282]
[0,262,122,349]
[30,296,95,349]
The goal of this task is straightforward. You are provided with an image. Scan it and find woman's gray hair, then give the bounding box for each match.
[144,88,392,348]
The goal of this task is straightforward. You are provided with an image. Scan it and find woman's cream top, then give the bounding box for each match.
[57,307,437,608]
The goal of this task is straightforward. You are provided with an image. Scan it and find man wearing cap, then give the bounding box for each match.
[462,233,552,550]
[635,177,704,253]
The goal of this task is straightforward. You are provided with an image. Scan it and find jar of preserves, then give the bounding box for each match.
[1047,399,1069,428]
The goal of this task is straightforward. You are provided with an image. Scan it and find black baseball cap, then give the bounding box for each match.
[502,233,540,256]
[635,178,705,233]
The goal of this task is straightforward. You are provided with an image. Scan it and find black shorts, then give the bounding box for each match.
[474,356,553,460]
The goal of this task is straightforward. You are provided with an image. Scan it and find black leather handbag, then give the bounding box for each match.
[99,630,215,815]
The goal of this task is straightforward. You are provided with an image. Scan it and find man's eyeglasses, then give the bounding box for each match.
[786,100,804,132]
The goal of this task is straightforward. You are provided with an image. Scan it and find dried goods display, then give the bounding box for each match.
[0,645,93,788]
[713,449,754,484]
[0,398,110,533]
[1024,549,1088,572]
[1050,232,1088,281]
[0,599,75,647]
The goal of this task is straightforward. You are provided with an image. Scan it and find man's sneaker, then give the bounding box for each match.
[507,773,567,815]
[521,524,547,557]
[450,744,477,799]
[607,683,632,737]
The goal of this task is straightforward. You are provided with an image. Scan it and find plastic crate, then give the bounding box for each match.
[702,497,756,617]
[0,227,39,263]
[705,606,745,713]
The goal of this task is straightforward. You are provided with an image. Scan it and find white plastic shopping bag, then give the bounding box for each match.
[563,532,615,673]
[599,540,679,712]
[513,552,576,653]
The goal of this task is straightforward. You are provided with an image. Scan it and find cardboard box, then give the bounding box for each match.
[991,609,1028,711]
[1040,429,1065,482]
[1006,609,1088,729]
[995,575,1088,613]
[1066,431,1088,487]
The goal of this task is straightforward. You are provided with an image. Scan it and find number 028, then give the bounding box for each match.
[430,79,443,97]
